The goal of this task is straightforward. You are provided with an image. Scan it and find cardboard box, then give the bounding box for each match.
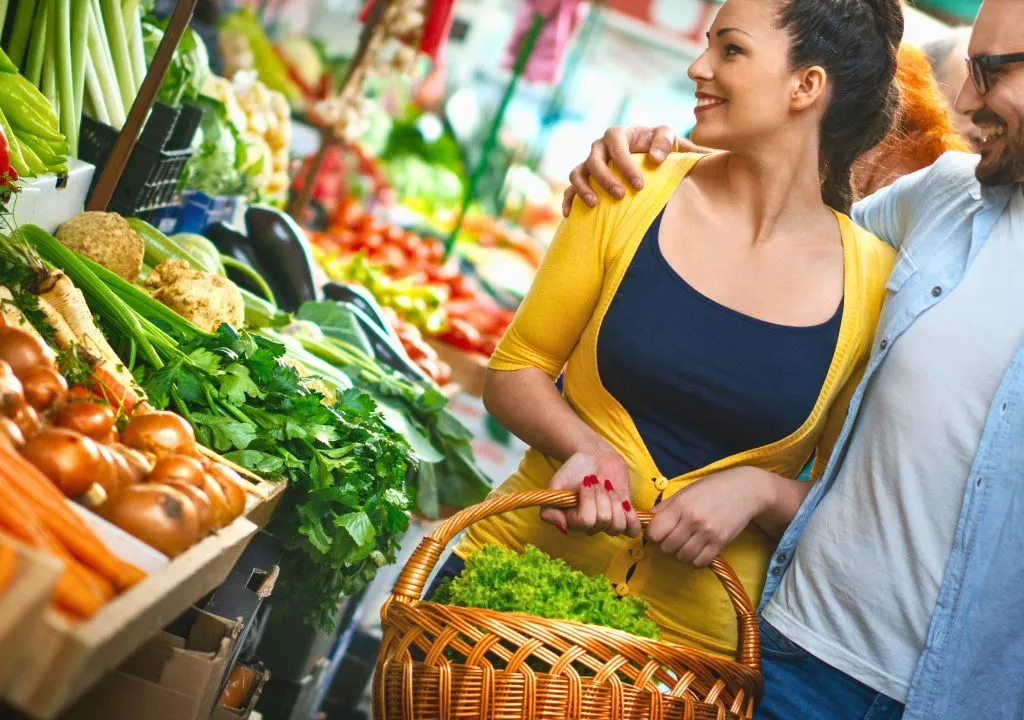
[5,516,258,719]
[62,609,242,720]
[210,665,270,720]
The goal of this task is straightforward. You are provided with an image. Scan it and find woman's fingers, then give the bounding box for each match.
[674,532,707,565]
[648,125,678,161]
[586,132,630,198]
[623,499,642,538]
[539,506,569,535]
[567,163,596,212]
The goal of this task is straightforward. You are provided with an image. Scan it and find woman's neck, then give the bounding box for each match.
[718,134,830,245]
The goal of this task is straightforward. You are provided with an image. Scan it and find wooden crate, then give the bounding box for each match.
[4,517,258,719]
[0,542,62,692]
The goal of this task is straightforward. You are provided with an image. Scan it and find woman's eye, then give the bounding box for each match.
[723,44,743,57]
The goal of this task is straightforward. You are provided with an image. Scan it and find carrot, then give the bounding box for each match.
[0,446,146,590]
[0,542,16,595]
[0,484,108,617]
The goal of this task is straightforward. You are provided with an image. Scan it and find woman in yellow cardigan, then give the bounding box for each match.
[453,0,902,657]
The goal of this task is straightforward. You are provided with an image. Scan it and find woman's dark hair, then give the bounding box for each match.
[777,0,904,212]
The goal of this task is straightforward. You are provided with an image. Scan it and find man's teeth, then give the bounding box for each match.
[978,124,1005,142]
[697,97,724,107]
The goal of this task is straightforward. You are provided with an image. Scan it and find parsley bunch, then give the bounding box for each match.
[139,327,415,629]
[435,545,660,640]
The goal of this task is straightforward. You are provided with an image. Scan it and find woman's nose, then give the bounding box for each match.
[688,51,713,83]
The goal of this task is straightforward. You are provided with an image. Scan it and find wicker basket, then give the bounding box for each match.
[374,489,763,720]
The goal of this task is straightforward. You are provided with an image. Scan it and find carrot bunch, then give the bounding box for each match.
[0,440,145,621]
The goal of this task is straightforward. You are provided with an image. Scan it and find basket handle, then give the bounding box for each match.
[389,489,761,669]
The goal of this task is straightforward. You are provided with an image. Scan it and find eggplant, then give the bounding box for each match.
[244,205,322,312]
[204,222,282,302]
[322,282,400,342]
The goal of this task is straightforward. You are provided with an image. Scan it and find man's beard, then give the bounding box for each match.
[975,117,1024,186]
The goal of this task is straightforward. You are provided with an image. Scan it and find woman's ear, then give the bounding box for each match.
[791,65,828,112]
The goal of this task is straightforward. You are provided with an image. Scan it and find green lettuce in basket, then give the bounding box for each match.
[433,544,660,640]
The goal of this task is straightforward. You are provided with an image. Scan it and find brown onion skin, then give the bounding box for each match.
[199,473,232,530]
[10,403,40,439]
[0,416,25,447]
[103,484,201,557]
[166,481,213,537]
[0,327,55,376]
[93,445,124,504]
[20,428,101,497]
[109,444,152,485]
[148,454,206,487]
[54,402,116,441]
[0,360,25,416]
[207,464,247,521]
[121,411,196,457]
[19,366,68,412]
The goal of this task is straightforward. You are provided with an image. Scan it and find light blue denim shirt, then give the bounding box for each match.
[759,152,1024,720]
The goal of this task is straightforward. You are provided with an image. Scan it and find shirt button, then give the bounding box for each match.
[932,286,943,298]
[631,546,646,561]
[615,583,630,597]
[771,567,782,577]
[880,339,889,350]
[653,476,669,491]
[776,553,788,564]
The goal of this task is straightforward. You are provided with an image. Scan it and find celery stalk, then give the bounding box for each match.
[100,0,134,111]
[42,47,56,110]
[5,0,35,69]
[87,0,125,128]
[0,0,9,38]
[24,1,47,87]
[55,0,77,156]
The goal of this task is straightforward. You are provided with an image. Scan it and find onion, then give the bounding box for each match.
[0,327,55,376]
[19,366,68,412]
[21,428,103,498]
[122,411,196,457]
[103,484,201,557]
[110,444,152,485]
[0,416,25,447]
[207,464,247,521]
[149,454,207,487]
[200,473,232,530]
[54,402,116,441]
[0,360,25,416]
[11,403,41,440]
[94,445,125,502]
[166,481,213,537]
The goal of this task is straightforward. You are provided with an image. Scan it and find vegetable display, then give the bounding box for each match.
[434,544,660,640]
[0,47,68,178]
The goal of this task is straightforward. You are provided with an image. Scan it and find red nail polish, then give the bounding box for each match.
[604,479,614,492]
[623,501,632,512]
[583,474,598,487]
[556,521,568,535]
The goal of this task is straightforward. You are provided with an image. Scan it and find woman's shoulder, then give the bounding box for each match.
[837,212,897,301]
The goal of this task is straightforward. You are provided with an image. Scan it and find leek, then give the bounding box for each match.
[24,1,47,87]
[55,0,77,156]
[6,0,36,69]
[122,0,146,94]
[86,0,125,128]
[100,0,134,111]
[84,53,111,125]
[71,0,89,139]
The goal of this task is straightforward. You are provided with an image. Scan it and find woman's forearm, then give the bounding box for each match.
[748,468,815,539]
[483,367,610,462]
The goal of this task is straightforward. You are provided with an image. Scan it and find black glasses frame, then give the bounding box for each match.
[966,52,1024,94]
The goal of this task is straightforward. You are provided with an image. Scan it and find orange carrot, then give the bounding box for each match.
[0,446,146,590]
[0,542,15,595]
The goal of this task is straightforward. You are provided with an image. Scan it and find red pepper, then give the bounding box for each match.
[0,124,11,183]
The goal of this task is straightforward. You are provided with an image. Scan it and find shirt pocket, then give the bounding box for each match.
[885,248,919,295]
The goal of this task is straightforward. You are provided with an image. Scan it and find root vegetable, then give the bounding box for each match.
[144,259,244,333]
[110,444,152,485]
[207,464,247,520]
[0,417,25,447]
[55,212,145,282]
[0,360,25,415]
[21,429,103,498]
[11,403,40,439]
[166,481,213,537]
[200,473,231,529]
[20,366,69,412]
[122,411,196,457]
[55,402,116,441]
[103,484,200,558]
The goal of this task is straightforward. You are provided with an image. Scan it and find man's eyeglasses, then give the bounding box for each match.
[966,52,1024,95]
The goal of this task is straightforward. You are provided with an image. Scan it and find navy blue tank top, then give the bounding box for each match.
[596,208,842,478]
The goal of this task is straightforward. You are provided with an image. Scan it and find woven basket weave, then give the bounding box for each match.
[373,490,763,720]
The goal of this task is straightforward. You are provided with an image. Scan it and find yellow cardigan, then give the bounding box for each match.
[457,153,895,657]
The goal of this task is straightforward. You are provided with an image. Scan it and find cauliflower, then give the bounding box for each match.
[56,212,144,282]
[144,260,244,333]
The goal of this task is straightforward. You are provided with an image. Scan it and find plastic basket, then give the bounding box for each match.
[147,191,246,236]
[78,103,202,217]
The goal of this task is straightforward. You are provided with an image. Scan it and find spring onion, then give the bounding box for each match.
[6,0,38,69]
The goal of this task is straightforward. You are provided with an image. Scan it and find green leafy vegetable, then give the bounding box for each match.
[435,545,660,640]
[180,95,252,197]
[141,19,209,107]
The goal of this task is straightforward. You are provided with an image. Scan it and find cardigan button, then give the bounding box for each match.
[615,583,630,597]
[653,476,669,491]
[631,546,647,561]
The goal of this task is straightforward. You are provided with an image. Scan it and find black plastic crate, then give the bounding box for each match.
[78,103,202,217]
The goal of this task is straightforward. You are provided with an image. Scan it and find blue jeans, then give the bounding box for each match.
[756,619,904,720]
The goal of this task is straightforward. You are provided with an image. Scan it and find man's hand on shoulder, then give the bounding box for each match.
[562,126,711,217]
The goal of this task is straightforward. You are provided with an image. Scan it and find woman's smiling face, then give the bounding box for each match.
[688,0,820,152]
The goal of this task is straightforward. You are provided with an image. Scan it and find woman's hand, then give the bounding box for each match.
[540,446,641,539]
[647,467,775,568]
[562,126,711,216]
